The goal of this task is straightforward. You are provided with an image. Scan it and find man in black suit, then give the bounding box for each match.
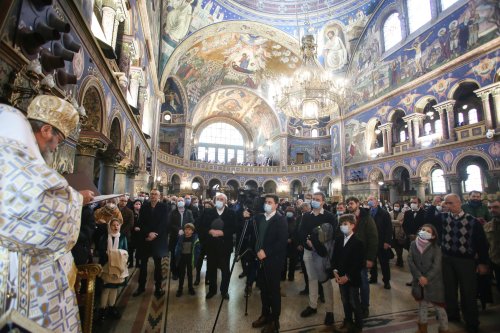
[200,193,236,299]
[332,214,365,333]
[133,189,170,298]
[251,194,288,333]
[367,195,393,289]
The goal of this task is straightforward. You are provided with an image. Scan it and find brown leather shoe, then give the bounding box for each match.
[261,320,279,333]
[252,315,269,328]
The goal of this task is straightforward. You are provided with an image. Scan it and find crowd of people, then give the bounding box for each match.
[75,188,498,333]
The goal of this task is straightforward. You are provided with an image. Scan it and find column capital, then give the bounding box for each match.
[102,0,118,10]
[410,177,429,185]
[474,81,500,98]
[433,100,456,113]
[378,122,393,131]
[77,137,108,157]
[385,180,400,187]
[99,148,126,166]
[442,173,460,183]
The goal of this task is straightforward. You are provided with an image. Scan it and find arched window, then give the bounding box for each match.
[422,100,439,136]
[468,108,478,124]
[457,112,464,126]
[312,181,320,193]
[441,0,459,11]
[431,169,446,193]
[464,164,483,192]
[424,122,432,135]
[311,129,318,137]
[383,12,403,51]
[391,110,408,144]
[407,0,431,33]
[197,122,245,164]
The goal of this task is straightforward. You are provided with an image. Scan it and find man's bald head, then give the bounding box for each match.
[444,194,462,214]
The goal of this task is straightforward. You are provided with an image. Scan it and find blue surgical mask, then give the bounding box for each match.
[264,204,273,213]
[286,212,294,218]
[367,200,375,208]
[340,225,350,235]
[215,201,224,209]
[177,201,185,208]
[336,210,344,216]
[311,200,321,209]
[418,230,432,240]
[185,199,191,206]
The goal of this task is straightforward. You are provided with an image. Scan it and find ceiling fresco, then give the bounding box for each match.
[191,88,282,142]
[164,23,302,109]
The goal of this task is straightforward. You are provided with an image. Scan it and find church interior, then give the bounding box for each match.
[0,0,499,332]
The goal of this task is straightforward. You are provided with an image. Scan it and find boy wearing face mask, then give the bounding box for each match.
[332,214,364,333]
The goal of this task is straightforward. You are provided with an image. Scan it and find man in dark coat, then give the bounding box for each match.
[133,189,170,298]
[250,194,288,333]
[367,195,393,289]
[403,197,426,246]
[200,193,236,299]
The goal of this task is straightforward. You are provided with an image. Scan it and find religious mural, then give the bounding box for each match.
[159,126,185,157]
[347,0,500,113]
[162,77,185,117]
[288,137,332,164]
[319,22,349,72]
[344,118,367,164]
[171,32,300,108]
[191,88,282,144]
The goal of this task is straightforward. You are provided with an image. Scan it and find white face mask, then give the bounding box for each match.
[410,203,418,211]
[418,230,432,240]
[286,212,294,218]
[215,201,224,209]
[340,225,351,235]
[435,205,442,212]
[107,203,116,209]
[393,207,400,212]
[304,199,311,204]
[264,204,273,213]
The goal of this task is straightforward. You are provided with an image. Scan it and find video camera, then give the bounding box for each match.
[238,187,265,215]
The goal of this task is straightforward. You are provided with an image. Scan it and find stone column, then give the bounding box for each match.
[101,0,117,45]
[434,100,456,141]
[74,138,107,183]
[476,91,494,129]
[98,161,115,194]
[184,125,192,161]
[280,134,287,166]
[135,169,150,194]
[443,174,461,198]
[402,115,415,146]
[128,67,143,108]
[411,178,427,203]
[379,123,392,155]
[113,164,127,194]
[386,180,400,203]
[492,86,500,129]
[111,12,124,49]
[435,107,449,140]
[413,114,426,140]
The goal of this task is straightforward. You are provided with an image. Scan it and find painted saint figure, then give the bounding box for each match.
[323,29,348,71]
[165,0,194,43]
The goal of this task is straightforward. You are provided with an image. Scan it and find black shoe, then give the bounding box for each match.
[324,312,334,326]
[172,275,179,281]
[108,306,121,319]
[205,279,209,285]
[300,306,317,317]
[132,288,145,297]
[299,288,309,295]
[252,315,269,328]
[245,285,252,296]
[362,307,369,319]
[288,276,294,282]
[396,260,404,267]
[154,289,165,298]
[188,288,195,295]
[369,278,377,284]
[466,326,478,333]
[384,282,391,289]
[405,281,412,286]
[222,293,229,300]
[193,279,200,286]
[176,289,182,297]
[206,291,216,299]
[239,272,247,279]
[261,320,279,333]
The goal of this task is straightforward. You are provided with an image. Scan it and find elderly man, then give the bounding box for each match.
[441,194,489,333]
[367,195,392,289]
[200,193,236,299]
[133,189,170,298]
[0,96,94,333]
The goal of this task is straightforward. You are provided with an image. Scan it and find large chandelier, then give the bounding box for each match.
[274,34,347,126]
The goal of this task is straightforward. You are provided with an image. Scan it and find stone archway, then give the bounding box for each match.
[263,179,277,194]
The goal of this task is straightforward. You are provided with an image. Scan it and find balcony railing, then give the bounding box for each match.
[157,151,332,174]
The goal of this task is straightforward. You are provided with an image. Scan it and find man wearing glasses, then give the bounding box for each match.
[0,95,94,333]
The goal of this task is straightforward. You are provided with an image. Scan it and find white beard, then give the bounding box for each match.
[41,150,55,166]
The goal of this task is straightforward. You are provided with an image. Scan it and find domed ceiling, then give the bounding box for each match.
[191,87,282,143]
[217,0,348,15]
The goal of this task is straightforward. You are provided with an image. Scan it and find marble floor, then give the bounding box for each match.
[95,255,500,333]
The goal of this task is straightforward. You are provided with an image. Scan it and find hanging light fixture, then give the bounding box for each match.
[274,33,347,126]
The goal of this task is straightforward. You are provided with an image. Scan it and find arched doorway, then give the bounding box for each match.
[263,180,277,194]
[208,178,222,199]
[191,176,205,200]
[290,180,302,199]
[171,174,181,194]
[245,180,258,191]
[391,166,412,202]
[226,179,240,200]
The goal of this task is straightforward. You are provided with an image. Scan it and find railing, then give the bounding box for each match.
[455,121,485,141]
[157,151,332,174]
